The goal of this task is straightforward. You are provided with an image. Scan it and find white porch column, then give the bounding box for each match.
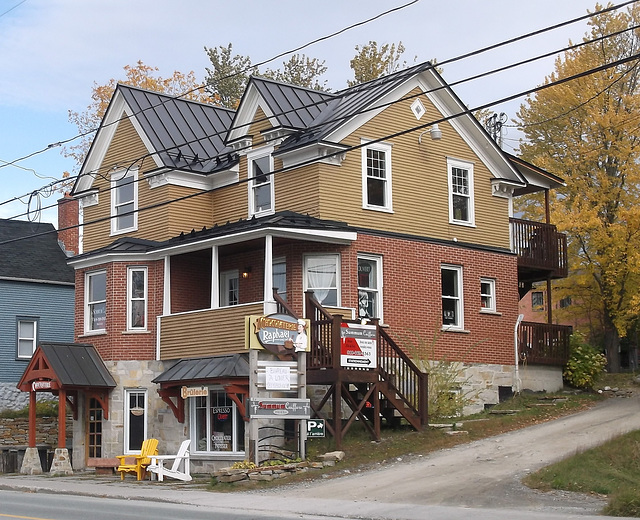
[263,235,276,314]
[163,255,171,315]
[211,245,219,309]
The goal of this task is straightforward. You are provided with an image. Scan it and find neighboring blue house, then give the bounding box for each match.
[0,219,75,411]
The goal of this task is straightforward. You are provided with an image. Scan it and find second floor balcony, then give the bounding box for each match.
[510,218,568,284]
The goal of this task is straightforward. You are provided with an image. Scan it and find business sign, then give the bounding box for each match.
[181,386,209,399]
[248,398,311,419]
[265,365,291,390]
[246,314,310,354]
[340,322,377,368]
[31,380,53,391]
[307,419,325,438]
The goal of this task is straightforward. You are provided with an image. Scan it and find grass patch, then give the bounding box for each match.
[523,429,640,517]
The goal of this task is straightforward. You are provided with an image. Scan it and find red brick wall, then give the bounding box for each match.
[74,260,163,361]
[57,194,79,255]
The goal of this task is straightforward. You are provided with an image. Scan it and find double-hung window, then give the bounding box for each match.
[127,267,147,330]
[357,255,383,320]
[86,270,106,333]
[248,149,274,217]
[304,254,339,307]
[480,277,496,312]
[17,318,38,358]
[111,168,138,234]
[362,140,393,211]
[441,264,463,330]
[447,158,474,225]
[273,258,287,301]
[191,390,245,454]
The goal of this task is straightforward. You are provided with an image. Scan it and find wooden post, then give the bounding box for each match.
[28,390,36,448]
[57,389,66,448]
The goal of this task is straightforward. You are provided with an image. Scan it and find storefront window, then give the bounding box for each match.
[192,390,244,454]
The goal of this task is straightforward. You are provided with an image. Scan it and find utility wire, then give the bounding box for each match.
[5,14,640,221]
[2,48,638,245]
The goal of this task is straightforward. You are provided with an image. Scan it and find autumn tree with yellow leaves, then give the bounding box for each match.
[516,3,640,371]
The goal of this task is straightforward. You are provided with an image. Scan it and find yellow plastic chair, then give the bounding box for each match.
[116,438,158,480]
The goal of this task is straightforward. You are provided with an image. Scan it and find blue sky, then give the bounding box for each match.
[0,0,604,224]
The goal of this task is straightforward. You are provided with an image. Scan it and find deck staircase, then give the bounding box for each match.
[294,291,428,447]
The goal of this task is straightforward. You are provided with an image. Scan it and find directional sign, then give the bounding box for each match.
[307,419,325,438]
[340,322,377,368]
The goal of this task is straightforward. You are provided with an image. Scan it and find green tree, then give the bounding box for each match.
[204,43,257,109]
[348,41,415,86]
[66,61,212,171]
[516,3,640,371]
[262,54,328,90]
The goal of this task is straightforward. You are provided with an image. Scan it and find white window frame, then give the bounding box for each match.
[447,158,475,226]
[124,389,147,454]
[357,254,383,322]
[247,147,275,217]
[85,270,106,334]
[127,266,147,331]
[441,264,464,330]
[220,269,239,307]
[303,254,340,307]
[480,277,496,313]
[273,257,287,301]
[17,318,38,359]
[361,139,393,212]
[190,388,245,455]
[110,168,138,235]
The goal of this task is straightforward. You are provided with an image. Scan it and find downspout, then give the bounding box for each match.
[514,314,524,394]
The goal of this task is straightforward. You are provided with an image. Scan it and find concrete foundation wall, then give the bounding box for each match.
[518,365,564,393]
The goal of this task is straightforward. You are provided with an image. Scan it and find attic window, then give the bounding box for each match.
[411,99,426,120]
[110,168,138,235]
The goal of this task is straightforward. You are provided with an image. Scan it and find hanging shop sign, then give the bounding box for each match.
[31,380,53,391]
[180,386,209,399]
[246,314,310,355]
[340,322,377,368]
[248,398,311,419]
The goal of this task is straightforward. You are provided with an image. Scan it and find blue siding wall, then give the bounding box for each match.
[0,279,74,382]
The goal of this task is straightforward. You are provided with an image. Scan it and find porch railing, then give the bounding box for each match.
[510,218,568,277]
[305,291,428,428]
[518,321,572,366]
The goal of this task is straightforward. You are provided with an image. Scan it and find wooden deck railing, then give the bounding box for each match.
[304,291,428,428]
[518,321,572,366]
[510,218,568,277]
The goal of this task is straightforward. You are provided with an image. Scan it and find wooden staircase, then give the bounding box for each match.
[301,291,428,448]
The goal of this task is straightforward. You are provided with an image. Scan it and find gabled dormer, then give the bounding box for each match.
[71,85,239,253]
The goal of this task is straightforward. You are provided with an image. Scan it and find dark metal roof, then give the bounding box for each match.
[38,343,116,388]
[0,219,75,284]
[116,85,239,174]
[70,211,352,263]
[277,62,435,154]
[243,77,335,130]
[153,353,249,385]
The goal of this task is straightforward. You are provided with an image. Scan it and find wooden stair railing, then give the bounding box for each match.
[304,291,428,433]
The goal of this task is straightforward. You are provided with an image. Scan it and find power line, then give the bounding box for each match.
[2,48,638,247]
[0,0,421,172]
[5,9,640,222]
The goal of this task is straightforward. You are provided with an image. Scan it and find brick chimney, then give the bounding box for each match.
[57,193,79,256]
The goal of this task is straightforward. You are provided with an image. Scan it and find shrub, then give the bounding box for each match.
[563,333,607,390]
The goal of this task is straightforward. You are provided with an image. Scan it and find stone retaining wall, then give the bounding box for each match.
[0,416,71,447]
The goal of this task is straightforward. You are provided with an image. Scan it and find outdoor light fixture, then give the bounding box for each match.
[242,267,252,279]
[418,124,443,144]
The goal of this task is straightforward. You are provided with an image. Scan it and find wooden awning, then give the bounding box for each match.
[18,342,116,419]
[152,353,249,423]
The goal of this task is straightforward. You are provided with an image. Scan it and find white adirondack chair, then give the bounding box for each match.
[147,439,192,482]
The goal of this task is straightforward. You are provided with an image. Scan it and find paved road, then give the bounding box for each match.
[265,393,640,516]
[0,394,638,520]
